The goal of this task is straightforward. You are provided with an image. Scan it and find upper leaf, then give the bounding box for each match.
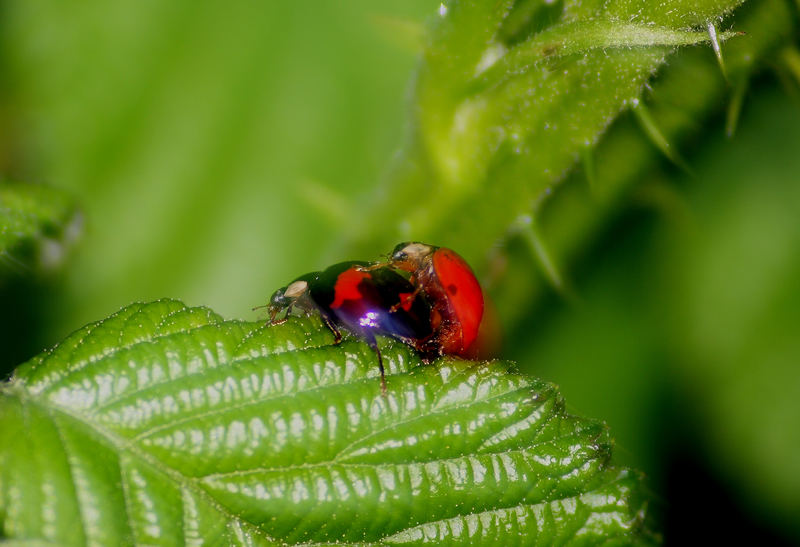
[0,183,77,275]
[0,300,653,545]
[490,0,798,325]
[350,0,745,260]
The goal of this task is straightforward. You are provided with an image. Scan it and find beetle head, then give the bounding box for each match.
[267,279,309,322]
[390,242,435,269]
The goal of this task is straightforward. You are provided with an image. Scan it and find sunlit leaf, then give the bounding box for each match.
[350,0,751,261]
[491,0,798,326]
[0,300,653,545]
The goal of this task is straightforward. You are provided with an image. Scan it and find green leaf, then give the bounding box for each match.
[349,0,748,259]
[0,300,653,545]
[494,0,798,325]
[0,183,77,275]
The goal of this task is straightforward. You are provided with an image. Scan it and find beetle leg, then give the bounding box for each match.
[389,284,422,313]
[416,335,443,363]
[320,313,343,344]
[355,253,394,271]
[355,262,388,272]
[266,302,295,326]
[362,333,387,396]
[269,306,289,325]
[253,303,286,325]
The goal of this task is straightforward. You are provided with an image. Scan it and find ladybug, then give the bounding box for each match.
[379,242,484,358]
[267,261,433,393]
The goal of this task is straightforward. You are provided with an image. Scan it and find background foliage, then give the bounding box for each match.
[1,0,799,543]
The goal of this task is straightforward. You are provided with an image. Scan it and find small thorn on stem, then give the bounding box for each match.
[632,100,694,177]
[726,78,748,138]
[513,215,574,301]
[580,145,597,195]
[707,21,729,83]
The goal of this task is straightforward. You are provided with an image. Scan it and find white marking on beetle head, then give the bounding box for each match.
[284,280,308,298]
[397,242,432,262]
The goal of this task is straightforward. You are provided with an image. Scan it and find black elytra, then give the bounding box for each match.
[268,261,433,393]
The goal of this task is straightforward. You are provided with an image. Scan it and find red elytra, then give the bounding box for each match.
[387,242,484,357]
[431,247,484,354]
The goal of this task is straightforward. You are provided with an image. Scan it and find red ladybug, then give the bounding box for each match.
[267,261,433,393]
[267,244,488,392]
[381,242,484,358]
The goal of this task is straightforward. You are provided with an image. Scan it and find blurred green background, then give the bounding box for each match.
[1,0,434,333]
[1,0,799,543]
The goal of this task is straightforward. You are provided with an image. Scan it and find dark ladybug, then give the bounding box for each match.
[268,261,433,393]
[380,242,484,358]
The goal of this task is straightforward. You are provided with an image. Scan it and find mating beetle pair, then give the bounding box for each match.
[267,242,485,393]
